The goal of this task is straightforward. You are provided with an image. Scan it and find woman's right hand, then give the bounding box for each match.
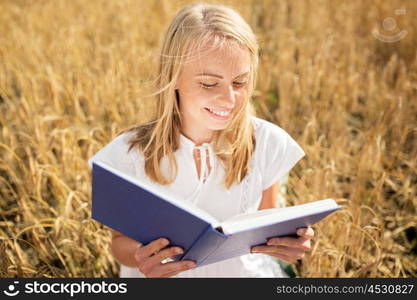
[134,237,196,278]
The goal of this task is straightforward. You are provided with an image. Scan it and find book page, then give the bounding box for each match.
[220,198,339,234]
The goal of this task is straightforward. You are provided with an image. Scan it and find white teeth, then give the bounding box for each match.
[207,108,231,117]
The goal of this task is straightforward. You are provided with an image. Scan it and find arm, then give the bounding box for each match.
[110,229,142,268]
[258,180,280,210]
[253,180,314,263]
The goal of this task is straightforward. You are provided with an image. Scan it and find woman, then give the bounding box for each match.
[88,2,313,278]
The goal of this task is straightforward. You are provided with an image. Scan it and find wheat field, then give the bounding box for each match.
[0,0,416,277]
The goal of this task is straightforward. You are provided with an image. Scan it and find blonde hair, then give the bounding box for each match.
[120,2,259,190]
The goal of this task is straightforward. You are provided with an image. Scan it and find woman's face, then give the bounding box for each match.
[175,43,251,143]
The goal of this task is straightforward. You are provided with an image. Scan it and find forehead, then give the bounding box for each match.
[181,42,251,77]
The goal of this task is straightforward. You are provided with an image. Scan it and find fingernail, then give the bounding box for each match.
[161,238,169,246]
[267,238,278,245]
[297,228,306,235]
[187,262,196,268]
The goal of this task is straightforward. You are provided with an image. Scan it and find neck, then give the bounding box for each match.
[180,126,213,146]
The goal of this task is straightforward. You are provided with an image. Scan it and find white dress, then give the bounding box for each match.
[88,116,306,277]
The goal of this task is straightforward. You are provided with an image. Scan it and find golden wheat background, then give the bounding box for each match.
[0,0,416,277]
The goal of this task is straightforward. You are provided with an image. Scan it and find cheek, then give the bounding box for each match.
[234,89,248,104]
[237,89,247,99]
[181,86,209,101]
[179,85,203,102]
[180,94,209,114]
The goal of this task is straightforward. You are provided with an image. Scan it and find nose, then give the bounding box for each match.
[219,84,237,108]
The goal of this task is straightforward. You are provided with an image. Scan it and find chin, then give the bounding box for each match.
[200,109,233,131]
[206,121,230,131]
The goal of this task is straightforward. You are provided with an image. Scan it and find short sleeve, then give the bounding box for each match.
[257,120,306,190]
[87,132,138,177]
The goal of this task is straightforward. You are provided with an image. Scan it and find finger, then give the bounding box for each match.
[253,244,306,258]
[267,237,311,251]
[261,245,306,262]
[139,246,184,274]
[162,266,194,278]
[297,227,315,238]
[145,260,196,278]
[159,270,180,278]
[134,238,170,263]
[268,252,302,264]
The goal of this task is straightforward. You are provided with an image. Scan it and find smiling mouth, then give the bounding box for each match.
[204,107,232,117]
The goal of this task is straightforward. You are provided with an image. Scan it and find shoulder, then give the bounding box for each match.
[250,116,290,148]
[88,131,143,173]
[250,116,306,189]
[109,131,138,152]
[100,131,139,157]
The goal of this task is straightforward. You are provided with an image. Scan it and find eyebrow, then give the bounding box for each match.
[195,71,250,79]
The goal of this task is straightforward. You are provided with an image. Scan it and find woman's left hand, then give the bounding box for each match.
[250,227,314,263]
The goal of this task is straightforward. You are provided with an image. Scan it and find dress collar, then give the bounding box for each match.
[179,132,212,150]
[179,132,215,204]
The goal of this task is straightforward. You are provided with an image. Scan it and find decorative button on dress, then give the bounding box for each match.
[88,116,306,277]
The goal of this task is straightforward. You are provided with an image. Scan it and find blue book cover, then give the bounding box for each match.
[91,160,342,267]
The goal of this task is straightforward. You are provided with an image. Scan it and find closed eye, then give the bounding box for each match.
[199,82,248,89]
[200,83,218,89]
[233,81,247,88]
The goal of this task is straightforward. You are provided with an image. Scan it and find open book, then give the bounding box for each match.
[91,160,342,267]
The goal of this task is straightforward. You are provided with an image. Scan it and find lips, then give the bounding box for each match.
[205,107,233,112]
[204,107,232,120]
[205,107,233,111]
